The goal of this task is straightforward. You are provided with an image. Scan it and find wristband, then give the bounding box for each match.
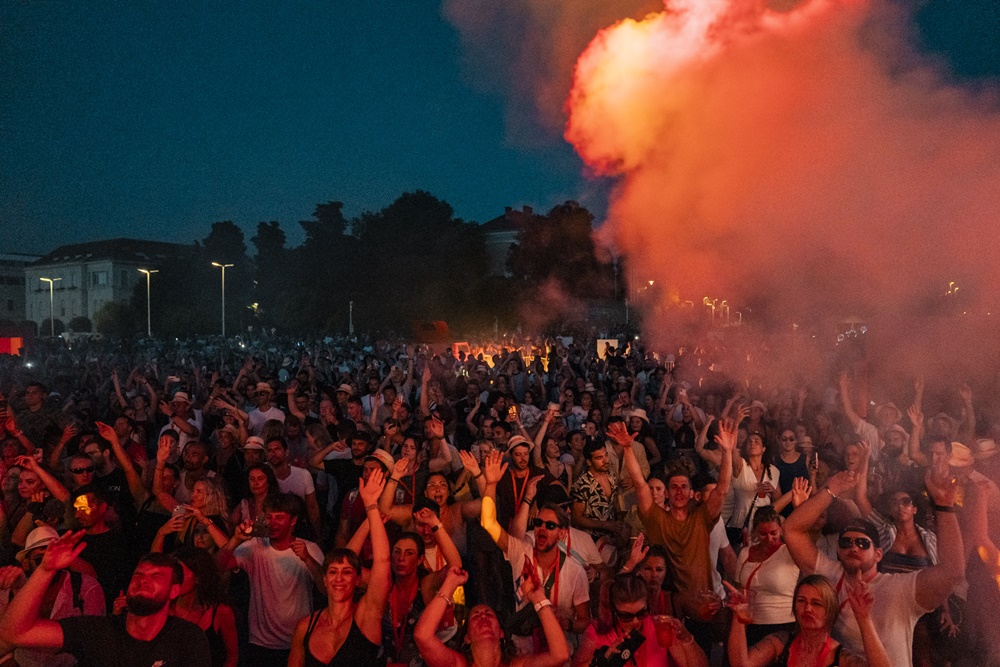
[934,504,955,513]
[522,496,535,506]
[431,524,440,533]
[825,487,837,499]
[435,592,454,607]
[533,599,553,613]
[364,503,379,512]
[474,471,484,479]
[388,477,400,485]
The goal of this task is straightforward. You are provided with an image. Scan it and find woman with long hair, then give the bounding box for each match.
[152,477,231,552]
[574,573,707,667]
[230,463,279,529]
[728,574,890,667]
[172,547,239,667]
[416,565,569,667]
[733,506,799,646]
[288,468,390,667]
[727,431,786,548]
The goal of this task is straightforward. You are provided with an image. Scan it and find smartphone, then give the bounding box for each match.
[508,405,518,419]
[172,505,190,520]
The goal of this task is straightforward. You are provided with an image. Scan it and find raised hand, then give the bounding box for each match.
[112,590,127,615]
[391,457,410,480]
[625,533,649,570]
[520,555,544,603]
[791,477,812,508]
[95,421,119,446]
[158,514,185,536]
[443,566,469,589]
[156,435,173,463]
[0,565,26,591]
[358,467,386,506]
[606,421,634,448]
[459,450,481,477]
[907,405,923,430]
[40,531,86,572]
[525,474,545,499]
[414,507,441,530]
[713,418,738,452]
[61,423,79,442]
[483,450,508,485]
[427,416,445,439]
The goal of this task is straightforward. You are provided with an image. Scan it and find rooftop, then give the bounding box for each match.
[32,238,191,266]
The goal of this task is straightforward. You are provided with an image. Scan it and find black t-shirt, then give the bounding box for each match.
[95,466,137,530]
[80,529,126,609]
[60,614,211,667]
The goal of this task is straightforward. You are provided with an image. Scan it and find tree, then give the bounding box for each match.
[68,316,92,333]
[93,303,138,337]
[39,318,65,336]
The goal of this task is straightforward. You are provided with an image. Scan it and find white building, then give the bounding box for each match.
[25,239,188,331]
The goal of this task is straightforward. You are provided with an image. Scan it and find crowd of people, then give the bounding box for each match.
[0,332,997,667]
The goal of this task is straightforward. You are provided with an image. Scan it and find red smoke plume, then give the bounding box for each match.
[565,0,1000,331]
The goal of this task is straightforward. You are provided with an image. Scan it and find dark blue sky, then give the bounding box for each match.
[1,1,995,254]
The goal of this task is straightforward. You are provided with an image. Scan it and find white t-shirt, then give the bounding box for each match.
[248,405,286,436]
[735,544,799,625]
[233,537,324,649]
[504,534,590,623]
[709,518,728,598]
[728,462,780,530]
[275,465,315,499]
[813,551,929,667]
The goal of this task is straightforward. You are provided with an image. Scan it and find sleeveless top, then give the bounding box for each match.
[879,551,932,574]
[774,634,844,667]
[302,610,383,667]
[204,605,227,667]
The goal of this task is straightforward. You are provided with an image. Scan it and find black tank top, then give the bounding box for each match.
[204,605,227,667]
[303,610,384,667]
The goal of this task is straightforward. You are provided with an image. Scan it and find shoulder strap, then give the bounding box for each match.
[304,610,323,641]
[69,571,84,612]
[831,644,844,666]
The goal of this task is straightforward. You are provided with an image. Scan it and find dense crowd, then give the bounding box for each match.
[0,333,997,667]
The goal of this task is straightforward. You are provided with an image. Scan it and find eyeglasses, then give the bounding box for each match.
[838,536,873,550]
[531,518,561,530]
[71,466,95,474]
[613,606,649,622]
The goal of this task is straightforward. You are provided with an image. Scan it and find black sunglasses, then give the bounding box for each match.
[71,466,95,474]
[838,536,873,550]
[613,606,649,622]
[531,518,561,531]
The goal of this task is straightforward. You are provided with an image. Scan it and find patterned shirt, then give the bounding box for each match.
[571,469,618,536]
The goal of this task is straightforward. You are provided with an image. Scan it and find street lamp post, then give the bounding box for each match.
[39,277,62,337]
[211,262,234,338]
[138,269,159,337]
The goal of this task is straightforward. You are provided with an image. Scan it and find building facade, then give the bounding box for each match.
[25,239,188,331]
[0,253,41,321]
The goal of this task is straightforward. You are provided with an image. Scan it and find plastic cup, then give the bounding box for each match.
[653,615,675,647]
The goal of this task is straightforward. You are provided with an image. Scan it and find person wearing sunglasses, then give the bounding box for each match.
[783,468,965,667]
[573,573,706,667]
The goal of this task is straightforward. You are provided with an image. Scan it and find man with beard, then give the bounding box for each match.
[479,449,591,654]
[310,428,371,528]
[71,487,126,612]
[265,436,321,537]
[0,532,211,666]
[495,436,547,531]
[571,439,629,546]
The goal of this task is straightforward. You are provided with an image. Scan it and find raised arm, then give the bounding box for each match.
[694,415,721,468]
[380,458,415,526]
[356,468,391,637]
[957,384,975,445]
[96,421,147,507]
[906,405,928,467]
[479,450,510,552]
[48,423,78,471]
[846,581,891,667]
[854,442,874,518]
[838,371,862,429]
[414,568,468,667]
[510,475,544,540]
[784,471,857,574]
[416,507,462,570]
[518,557,572,667]
[152,436,179,513]
[608,421,652,513]
[0,531,85,651]
[915,468,966,611]
[15,457,69,503]
[706,418,736,522]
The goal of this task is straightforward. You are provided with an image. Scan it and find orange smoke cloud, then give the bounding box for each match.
[565,0,1000,328]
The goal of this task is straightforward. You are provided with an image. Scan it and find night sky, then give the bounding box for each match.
[1,0,996,255]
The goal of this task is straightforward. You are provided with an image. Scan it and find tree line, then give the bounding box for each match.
[93,191,617,339]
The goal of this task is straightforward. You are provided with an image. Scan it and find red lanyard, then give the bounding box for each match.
[788,636,832,667]
[511,473,528,508]
[390,579,418,654]
[534,549,561,608]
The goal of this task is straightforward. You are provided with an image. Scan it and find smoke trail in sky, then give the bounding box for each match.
[564,0,1000,332]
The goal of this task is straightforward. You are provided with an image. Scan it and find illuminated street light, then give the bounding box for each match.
[39,277,62,337]
[211,262,234,338]
[138,269,158,337]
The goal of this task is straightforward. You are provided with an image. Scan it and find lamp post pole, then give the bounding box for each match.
[39,277,61,337]
[211,263,234,338]
[138,269,159,337]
